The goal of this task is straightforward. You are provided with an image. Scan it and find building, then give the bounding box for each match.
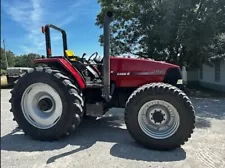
[199,57,225,92]
[185,56,225,92]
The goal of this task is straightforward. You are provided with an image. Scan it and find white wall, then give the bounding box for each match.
[221,60,225,85]
[199,59,225,85]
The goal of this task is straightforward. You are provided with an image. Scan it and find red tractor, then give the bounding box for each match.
[9,11,195,150]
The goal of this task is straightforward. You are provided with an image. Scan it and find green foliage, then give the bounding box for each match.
[1,69,6,75]
[96,0,225,68]
[206,33,225,60]
[14,53,41,67]
[0,47,42,69]
[1,47,16,69]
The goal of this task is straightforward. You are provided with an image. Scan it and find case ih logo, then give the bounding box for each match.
[116,72,131,76]
[115,70,166,76]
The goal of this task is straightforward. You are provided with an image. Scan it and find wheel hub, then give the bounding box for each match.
[37,97,53,112]
[21,83,63,129]
[151,110,165,124]
[138,100,180,139]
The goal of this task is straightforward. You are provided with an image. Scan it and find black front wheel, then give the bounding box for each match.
[125,83,195,150]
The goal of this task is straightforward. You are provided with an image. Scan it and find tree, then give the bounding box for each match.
[14,53,41,67]
[0,47,16,69]
[206,33,225,61]
[96,0,225,68]
[0,47,42,69]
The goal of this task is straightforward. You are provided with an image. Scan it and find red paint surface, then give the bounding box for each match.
[33,58,86,89]
[33,56,179,89]
[110,57,179,87]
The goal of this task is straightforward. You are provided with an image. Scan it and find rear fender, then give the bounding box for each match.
[33,57,86,89]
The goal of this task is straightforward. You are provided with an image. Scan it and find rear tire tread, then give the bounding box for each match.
[10,66,84,141]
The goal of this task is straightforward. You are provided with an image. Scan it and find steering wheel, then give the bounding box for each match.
[88,52,98,62]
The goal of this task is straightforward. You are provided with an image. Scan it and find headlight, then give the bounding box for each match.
[177,79,183,85]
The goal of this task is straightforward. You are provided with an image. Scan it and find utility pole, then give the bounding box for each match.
[3,39,9,68]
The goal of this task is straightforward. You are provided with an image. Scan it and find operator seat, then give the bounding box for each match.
[65,50,101,80]
[65,50,77,61]
[65,49,87,76]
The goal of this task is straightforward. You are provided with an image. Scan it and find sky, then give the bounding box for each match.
[1,0,104,57]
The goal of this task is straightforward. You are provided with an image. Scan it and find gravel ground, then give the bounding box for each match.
[1,89,225,168]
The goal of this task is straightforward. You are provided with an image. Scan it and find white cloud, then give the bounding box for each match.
[2,0,92,55]
[3,0,45,53]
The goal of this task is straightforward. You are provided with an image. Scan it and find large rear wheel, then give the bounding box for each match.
[125,83,195,150]
[9,67,84,141]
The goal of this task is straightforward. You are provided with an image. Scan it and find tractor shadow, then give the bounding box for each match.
[1,109,186,164]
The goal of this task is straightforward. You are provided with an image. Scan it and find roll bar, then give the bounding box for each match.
[41,11,113,102]
[41,24,68,58]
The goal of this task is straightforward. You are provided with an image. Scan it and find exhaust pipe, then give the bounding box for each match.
[103,11,113,102]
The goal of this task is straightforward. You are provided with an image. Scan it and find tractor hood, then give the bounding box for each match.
[110,57,180,75]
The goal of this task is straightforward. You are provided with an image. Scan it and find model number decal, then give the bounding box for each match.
[116,72,130,76]
[115,70,166,76]
[136,70,166,75]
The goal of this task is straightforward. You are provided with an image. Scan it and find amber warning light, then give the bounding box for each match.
[41,26,45,33]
